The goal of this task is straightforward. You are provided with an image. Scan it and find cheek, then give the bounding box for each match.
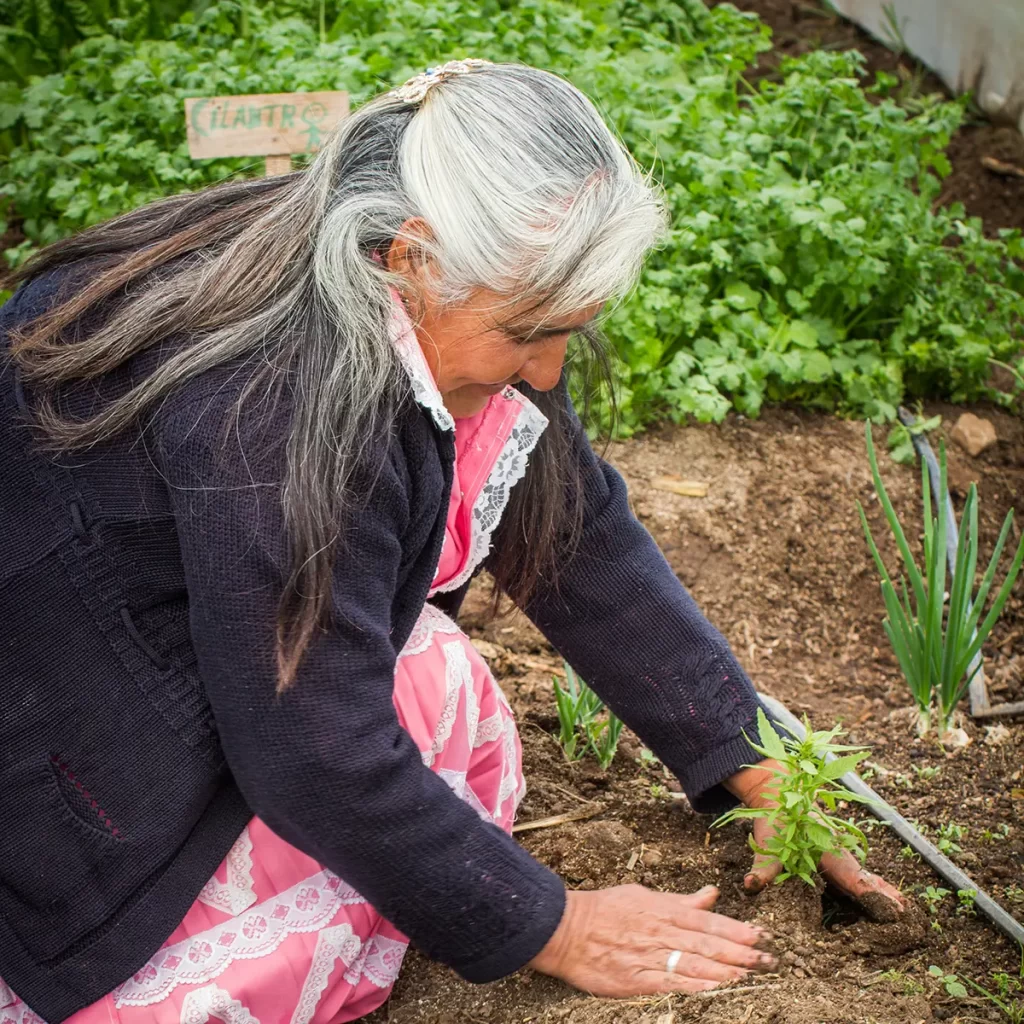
[453,340,528,385]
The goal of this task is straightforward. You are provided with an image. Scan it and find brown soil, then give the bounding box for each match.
[724,0,1024,235]
[367,409,1024,1024]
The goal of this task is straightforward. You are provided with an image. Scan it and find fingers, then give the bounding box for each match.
[819,851,906,918]
[667,901,766,949]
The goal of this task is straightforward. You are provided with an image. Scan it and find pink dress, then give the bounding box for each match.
[0,299,549,1024]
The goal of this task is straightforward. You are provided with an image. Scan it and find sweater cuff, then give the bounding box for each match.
[675,703,784,815]
[457,867,567,984]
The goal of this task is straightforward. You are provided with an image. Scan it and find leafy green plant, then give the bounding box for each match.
[552,662,622,769]
[921,885,951,914]
[3,0,1024,428]
[936,822,966,857]
[955,888,977,917]
[886,409,941,466]
[713,708,873,886]
[929,965,968,998]
[859,422,1024,737]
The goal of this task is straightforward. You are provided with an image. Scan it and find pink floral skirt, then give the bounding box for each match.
[0,605,524,1024]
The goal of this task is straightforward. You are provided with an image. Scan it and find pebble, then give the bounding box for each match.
[950,413,998,457]
[794,967,809,979]
[641,848,664,867]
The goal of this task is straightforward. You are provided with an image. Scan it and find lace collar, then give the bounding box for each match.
[387,291,456,433]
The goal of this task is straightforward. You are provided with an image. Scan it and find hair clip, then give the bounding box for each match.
[391,58,492,105]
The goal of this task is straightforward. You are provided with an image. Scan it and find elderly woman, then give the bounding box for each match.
[0,60,902,1024]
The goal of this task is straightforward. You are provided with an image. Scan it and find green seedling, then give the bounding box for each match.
[956,888,977,917]
[859,423,1024,738]
[1003,886,1024,905]
[936,822,966,856]
[552,662,622,769]
[713,709,873,886]
[929,965,968,999]
[912,764,941,782]
[921,885,951,914]
[887,409,941,466]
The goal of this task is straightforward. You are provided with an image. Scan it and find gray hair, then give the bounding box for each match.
[12,62,666,688]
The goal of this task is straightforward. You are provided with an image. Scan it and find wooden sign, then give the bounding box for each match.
[184,91,349,176]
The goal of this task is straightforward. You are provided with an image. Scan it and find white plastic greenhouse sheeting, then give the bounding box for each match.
[833,0,1024,132]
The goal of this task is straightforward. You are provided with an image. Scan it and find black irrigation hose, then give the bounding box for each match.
[758,693,1024,948]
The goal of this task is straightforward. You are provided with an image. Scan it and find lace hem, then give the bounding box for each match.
[197,825,256,917]
[181,984,259,1024]
[430,388,549,595]
[113,870,367,1008]
[290,924,362,1024]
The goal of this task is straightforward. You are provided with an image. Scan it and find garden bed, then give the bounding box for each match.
[363,11,1024,1019]
[366,409,1024,1024]
[725,0,1024,237]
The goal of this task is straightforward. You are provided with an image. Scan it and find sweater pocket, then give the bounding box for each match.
[0,551,220,962]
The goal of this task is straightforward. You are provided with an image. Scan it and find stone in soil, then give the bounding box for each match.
[950,412,998,457]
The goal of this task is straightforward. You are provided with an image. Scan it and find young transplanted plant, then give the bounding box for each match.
[858,423,1024,738]
[714,709,874,886]
[552,662,623,769]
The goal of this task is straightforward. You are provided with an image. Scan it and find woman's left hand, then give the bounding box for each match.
[725,760,906,920]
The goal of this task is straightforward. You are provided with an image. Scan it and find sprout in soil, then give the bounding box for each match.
[858,421,1024,739]
[713,709,874,886]
[552,662,623,769]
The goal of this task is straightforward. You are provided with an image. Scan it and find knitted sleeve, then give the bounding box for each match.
[155,381,565,983]
[502,393,772,813]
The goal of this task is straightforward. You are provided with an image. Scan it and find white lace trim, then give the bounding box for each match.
[438,768,494,824]
[197,826,257,917]
[389,295,454,433]
[342,935,408,990]
[180,984,260,1024]
[289,924,362,1024]
[399,603,463,659]
[474,710,504,748]
[495,715,522,819]
[113,870,366,1008]
[0,980,14,1012]
[430,389,549,595]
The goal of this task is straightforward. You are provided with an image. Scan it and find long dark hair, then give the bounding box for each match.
[8,63,664,689]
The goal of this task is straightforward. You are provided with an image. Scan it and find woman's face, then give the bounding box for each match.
[386,222,602,418]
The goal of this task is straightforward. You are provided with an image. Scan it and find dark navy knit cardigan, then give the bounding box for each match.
[0,271,769,1022]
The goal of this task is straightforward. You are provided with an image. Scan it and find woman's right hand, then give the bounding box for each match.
[528,884,775,996]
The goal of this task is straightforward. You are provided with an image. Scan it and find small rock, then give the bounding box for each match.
[950,413,997,457]
[641,847,664,867]
[793,945,813,957]
[794,967,809,979]
[985,724,1013,746]
[782,950,799,965]
[469,638,503,660]
[656,1013,675,1024]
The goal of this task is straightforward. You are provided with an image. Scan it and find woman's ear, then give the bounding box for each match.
[385,216,435,283]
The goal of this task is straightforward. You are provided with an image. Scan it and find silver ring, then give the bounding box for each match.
[666,949,682,974]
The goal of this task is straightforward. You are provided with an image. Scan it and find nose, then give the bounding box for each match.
[519,337,569,393]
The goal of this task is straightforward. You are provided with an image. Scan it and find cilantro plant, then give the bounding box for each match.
[859,423,1024,737]
[713,709,873,886]
[3,0,1023,429]
[552,662,622,769]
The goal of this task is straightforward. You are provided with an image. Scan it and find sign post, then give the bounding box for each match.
[184,91,349,175]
